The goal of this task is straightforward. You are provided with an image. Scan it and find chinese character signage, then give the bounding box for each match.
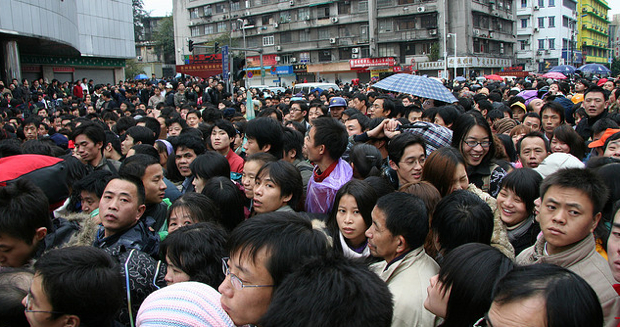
[350,57,396,69]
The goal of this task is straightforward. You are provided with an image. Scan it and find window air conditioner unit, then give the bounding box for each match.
[417,6,425,12]
[489,32,495,38]
[352,47,359,53]
[429,29,437,36]
[276,45,282,51]
[537,50,543,55]
[290,57,297,63]
[352,53,360,58]
[545,50,550,54]
[474,29,480,36]
[305,15,310,20]
[329,38,337,44]
[246,11,251,16]
[137,56,143,61]
[331,17,339,23]
[500,48,504,54]
[290,0,294,5]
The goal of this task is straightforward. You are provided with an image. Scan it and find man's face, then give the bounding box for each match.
[211,126,233,152]
[80,190,100,215]
[120,134,136,155]
[23,274,66,327]
[523,117,541,131]
[24,123,38,140]
[0,232,43,267]
[519,136,548,168]
[142,164,167,204]
[365,206,400,262]
[186,113,200,128]
[219,249,274,326]
[330,106,345,120]
[608,211,620,282]
[345,119,362,137]
[74,134,102,164]
[99,179,145,237]
[154,88,161,95]
[391,143,425,185]
[304,128,323,163]
[352,98,365,111]
[537,186,600,255]
[175,147,197,177]
[408,110,423,123]
[541,110,561,135]
[575,81,586,92]
[290,103,305,122]
[584,91,607,118]
[243,137,267,156]
[370,99,387,118]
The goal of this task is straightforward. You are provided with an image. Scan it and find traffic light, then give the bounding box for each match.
[214,42,220,53]
[233,57,246,81]
[188,39,194,52]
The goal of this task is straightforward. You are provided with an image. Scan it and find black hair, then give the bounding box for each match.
[451,111,496,167]
[136,116,161,138]
[115,116,137,135]
[256,160,303,210]
[259,254,393,327]
[584,85,609,101]
[349,143,382,178]
[311,117,348,161]
[125,126,156,146]
[119,154,159,179]
[491,264,602,327]
[201,176,245,231]
[258,107,283,122]
[130,144,160,160]
[499,168,542,217]
[33,247,124,326]
[592,118,619,136]
[70,170,116,213]
[375,192,428,250]
[227,211,329,289]
[245,117,284,159]
[282,127,304,160]
[0,179,51,245]
[347,113,371,131]
[540,102,565,125]
[363,176,395,198]
[167,192,220,229]
[551,125,586,159]
[160,222,228,289]
[516,131,550,154]
[540,168,608,215]
[104,130,122,155]
[213,119,236,138]
[172,134,206,155]
[190,152,231,182]
[113,174,146,206]
[0,139,23,158]
[603,131,620,153]
[375,96,396,118]
[70,122,106,154]
[431,190,493,255]
[387,133,427,166]
[21,140,52,156]
[435,105,461,127]
[0,268,32,327]
[439,243,514,327]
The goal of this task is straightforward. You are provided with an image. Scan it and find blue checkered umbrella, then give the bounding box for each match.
[373,74,457,103]
[578,64,611,76]
[548,65,576,74]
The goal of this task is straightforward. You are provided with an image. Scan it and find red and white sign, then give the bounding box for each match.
[53,67,75,72]
[349,57,396,69]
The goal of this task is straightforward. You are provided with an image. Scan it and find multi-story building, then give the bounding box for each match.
[577,0,611,65]
[515,0,579,72]
[173,0,516,85]
[0,0,135,84]
[609,14,619,59]
[136,16,176,78]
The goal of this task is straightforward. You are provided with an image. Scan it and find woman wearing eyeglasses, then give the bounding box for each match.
[451,111,507,198]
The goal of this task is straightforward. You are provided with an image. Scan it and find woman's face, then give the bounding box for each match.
[550,136,570,154]
[192,176,206,194]
[604,139,620,158]
[242,160,262,199]
[424,274,450,318]
[461,125,490,167]
[497,187,529,227]
[336,194,368,248]
[167,207,194,233]
[450,163,469,194]
[168,122,183,137]
[164,255,191,285]
[549,84,559,94]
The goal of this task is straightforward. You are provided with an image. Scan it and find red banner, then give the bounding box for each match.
[247,54,278,67]
[188,54,222,64]
[176,63,222,79]
[53,67,75,72]
[349,57,395,69]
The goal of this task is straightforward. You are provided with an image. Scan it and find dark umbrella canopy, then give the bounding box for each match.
[578,64,611,76]
[549,65,576,74]
[373,74,457,103]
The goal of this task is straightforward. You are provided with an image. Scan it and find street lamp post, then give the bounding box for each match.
[448,33,457,80]
[237,18,247,86]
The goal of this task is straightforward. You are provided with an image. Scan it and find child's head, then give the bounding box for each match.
[328,180,378,248]
[167,193,220,233]
[160,222,228,288]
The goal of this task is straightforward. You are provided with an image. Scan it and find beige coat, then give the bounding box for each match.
[517,235,620,327]
[370,247,440,327]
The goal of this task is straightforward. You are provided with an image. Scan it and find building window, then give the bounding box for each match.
[377,0,392,8]
[521,0,527,7]
[190,8,200,19]
[420,14,437,28]
[562,0,575,10]
[506,0,512,10]
[520,40,528,50]
[399,0,415,4]
[538,39,545,49]
[297,8,310,21]
[217,22,228,32]
[397,18,416,31]
[360,25,369,42]
[521,19,528,28]
[548,38,555,49]
[263,35,275,46]
[548,16,555,27]
[548,0,554,6]
[359,0,368,12]
[378,44,395,57]
[205,25,214,34]
[248,37,259,48]
[338,2,351,14]
[299,30,310,42]
[538,17,544,28]
[191,26,201,36]
[537,0,544,7]
[379,20,393,33]
[562,38,568,49]
[319,50,332,62]
[318,28,330,39]
[562,16,569,27]
[280,32,292,43]
[204,5,212,15]
[317,5,330,19]
[262,15,272,25]
[279,11,291,23]
[339,48,352,60]
[215,3,226,13]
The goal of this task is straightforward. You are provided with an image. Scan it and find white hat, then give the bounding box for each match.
[534,153,584,178]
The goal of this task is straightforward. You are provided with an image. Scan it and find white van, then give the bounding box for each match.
[293,83,340,95]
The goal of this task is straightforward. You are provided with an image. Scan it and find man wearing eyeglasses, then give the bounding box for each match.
[218,212,329,326]
[23,246,123,327]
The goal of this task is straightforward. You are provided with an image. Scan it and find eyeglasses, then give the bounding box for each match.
[221,257,274,290]
[473,315,493,327]
[464,139,491,148]
[24,293,65,315]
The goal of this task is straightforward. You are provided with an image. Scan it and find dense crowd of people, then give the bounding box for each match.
[1,72,620,327]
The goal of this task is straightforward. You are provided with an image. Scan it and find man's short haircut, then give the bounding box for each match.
[584,85,609,101]
[375,192,428,250]
[130,144,160,160]
[540,102,565,124]
[0,179,51,244]
[114,174,146,206]
[213,119,236,138]
[70,122,105,152]
[291,100,308,114]
[477,99,493,113]
[431,190,493,254]
[201,177,245,231]
[256,160,303,209]
[73,170,116,199]
[282,127,304,160]
[173,134,206,155]
[492,264,602,327]
[311,117,348,161]
[115,116,137,135]
[104,131,122,155]
[376,95,396,118]
[22,116,41,128]
[227,211,329,288]
[353,92,368,106]
[260,254,393,327]
[523,112,541,121]
[346,113,370,131]
[245,117,284,159]
[190,152,231,181]
[34,246,124,326]
[136,116,161,138]
[540,167,608,215]
[387,133,427,166]
[119,154,159,179]
[126,126,156,146]
[592,118,619,136]
[516,131,550,154]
